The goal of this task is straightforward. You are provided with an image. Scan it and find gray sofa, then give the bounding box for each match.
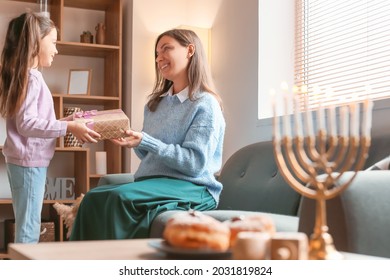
[99,133,390,258]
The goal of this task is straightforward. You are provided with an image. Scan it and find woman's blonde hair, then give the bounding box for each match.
[0,11,56,117]
[147,28,223,112]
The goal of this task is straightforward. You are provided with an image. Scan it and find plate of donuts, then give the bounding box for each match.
[152,210,232,258]
[148,240,232,259]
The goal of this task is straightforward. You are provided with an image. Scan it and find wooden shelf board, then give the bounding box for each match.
[57,41,119,57]
[52,94,120,106]
[7,0,36,3]
[55,147,88,152]
[43,199,75,204]
[0,199,76,205]
[0,199,11,204]
[64,0,113,11]
[8,0,113,11]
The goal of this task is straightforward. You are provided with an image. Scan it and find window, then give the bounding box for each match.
[295,0,390,109]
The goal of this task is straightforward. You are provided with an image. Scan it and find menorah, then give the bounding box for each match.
[272,93,373,260]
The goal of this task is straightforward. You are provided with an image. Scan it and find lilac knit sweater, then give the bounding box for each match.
[2,69,67,167]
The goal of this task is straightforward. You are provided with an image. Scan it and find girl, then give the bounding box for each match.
[70,28,225,240]
[0,11,100,243]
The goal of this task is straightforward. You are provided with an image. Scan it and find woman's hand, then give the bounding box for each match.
[67,121,100,144]
[110,129,143,148]
[59,114,74,121]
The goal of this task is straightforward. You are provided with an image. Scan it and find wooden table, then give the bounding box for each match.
[8,238,167,260]
[8,238,386,260]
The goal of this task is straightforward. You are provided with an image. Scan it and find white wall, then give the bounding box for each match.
[125,0,270,172]
[124,0,223,172]
[258,0,295,120]
[212,0,263,163]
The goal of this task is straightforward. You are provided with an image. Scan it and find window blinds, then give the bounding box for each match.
[295,0,390,109]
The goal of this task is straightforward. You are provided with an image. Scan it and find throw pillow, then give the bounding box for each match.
[365,156,390,170]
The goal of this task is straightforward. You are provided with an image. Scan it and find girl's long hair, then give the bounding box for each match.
[147,28,223,112]
[0,12,55,118]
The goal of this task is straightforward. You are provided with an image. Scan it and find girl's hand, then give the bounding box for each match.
[110,129,143,148]
[67,121,100,144]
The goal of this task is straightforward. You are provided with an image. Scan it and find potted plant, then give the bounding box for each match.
[80,31,93,43]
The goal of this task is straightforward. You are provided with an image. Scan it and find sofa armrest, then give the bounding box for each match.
[97,173,134,186]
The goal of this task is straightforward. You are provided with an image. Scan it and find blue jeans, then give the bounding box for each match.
[6,163,47,243]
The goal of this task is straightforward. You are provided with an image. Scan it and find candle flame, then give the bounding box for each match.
[301,84,308,94]
[292,85,300,94]
[280,81,289,91]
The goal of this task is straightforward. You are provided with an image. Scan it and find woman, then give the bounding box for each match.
[70,28,225,240]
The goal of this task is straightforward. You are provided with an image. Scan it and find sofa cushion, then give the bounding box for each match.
[217,141,301,216]
[365,155,390,170]
[363,132,390,168]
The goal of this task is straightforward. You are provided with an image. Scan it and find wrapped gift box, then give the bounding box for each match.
[64,107,83,147]
[74,109,130,140]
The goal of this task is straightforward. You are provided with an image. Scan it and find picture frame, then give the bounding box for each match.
[67,69,92,95]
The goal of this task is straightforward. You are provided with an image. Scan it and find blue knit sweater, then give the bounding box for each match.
[134,88,226,204]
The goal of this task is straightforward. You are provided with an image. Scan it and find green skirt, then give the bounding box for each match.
[69,177,216,240]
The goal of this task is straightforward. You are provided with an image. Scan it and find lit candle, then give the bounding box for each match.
[349,102,359,137]
[280,81,289,94]
[318,102,325,132]
[340,105,349,137]
[270,88,280,142]
[354,102,360,137]
[363,98,373,137]
[283,93,291,137]
[294,94,303,137]
[280,82,291,137]
[328,105,336,137]
[304,94,314,137]
[325,87,336,136]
